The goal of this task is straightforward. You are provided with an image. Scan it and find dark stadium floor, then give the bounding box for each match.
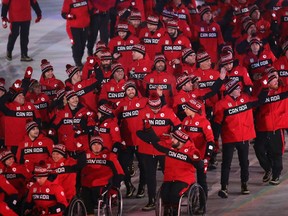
[1,1,288,216]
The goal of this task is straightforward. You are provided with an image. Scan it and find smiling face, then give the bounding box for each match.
[67,95,79,109]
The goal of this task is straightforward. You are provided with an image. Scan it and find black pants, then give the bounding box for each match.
[221,141,249,186]
[81,186,106,214]
[87,12,110,55]
[196,166,207,197]
[254,130,284,178]
[140,153,165,200]
[70,27,88,66]
[7,21,30,56]
[161,181,188,206]
[118,146,146,187]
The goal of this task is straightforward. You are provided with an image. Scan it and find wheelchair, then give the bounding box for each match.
[155,183,207,216]
[96,186,123,216]
[66,195,87,216]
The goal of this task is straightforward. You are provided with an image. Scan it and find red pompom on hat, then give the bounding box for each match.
[148,92,161,109]
[33,161,49,177]
[41,59,53,74]
[66,64,79,79]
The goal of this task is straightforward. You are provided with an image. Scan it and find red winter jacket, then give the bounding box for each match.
[26,180,68,216]
[65,77,99,113]
[99,78,126,105]
[62,0,91,28]
[46,157,77,202]
[143,70,177,107]
[95,118,122,151]
[193,21,224,63]
[81,149,124,187]
[139,26,166,60]
[17,134,53,171]
[213,93,257,143]
[0,202,17,216]
[225,65,253,89]
[0,174,18,203]
[39,76,65,101]
[51,103,95,152]
[116,96,148,146]
[274,56,288,86]
[2,101,41,147]
[2,0,41,22]
[182,114,214,159]
[255,85,288,132]
[136,105,181,155]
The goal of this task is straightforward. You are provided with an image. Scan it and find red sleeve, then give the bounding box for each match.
[110,120,122,144]
[202,118,214,142]
[110,153,124,175]
[99,83,109,102]
[61,0,71,14]
[53,185,69,208]
[0,202,17,216]
[0,175,18,195]
[213,101,225,125]
[168,108,181,126]
[242,67,253,86]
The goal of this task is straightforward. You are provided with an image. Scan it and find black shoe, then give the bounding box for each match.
[126,183,136,198]
[142,200,155,211]
[241,182,250,194]
[21,55,33,62]
[136,186,145,198]
[269,177,280,185]
[128,163,136,177]
[218,185,228,198]
[263,170,272,182]
[6,51,12,61]
[208,160,218,170]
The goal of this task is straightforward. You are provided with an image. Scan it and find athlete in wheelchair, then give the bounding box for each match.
[80,136,124,216]
[137,123,206,216]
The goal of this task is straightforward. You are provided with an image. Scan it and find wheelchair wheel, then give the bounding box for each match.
[67,197,87,216]
[155,187,164,216]
[108,187,123,216]
[187,183,206,216]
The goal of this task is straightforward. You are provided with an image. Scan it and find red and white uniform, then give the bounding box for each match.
[143,71,177,107]
[1,101,41,147]
[136,105,181,156]
[156,32,191,62]
[274,55,288,86]
[95,118,122,151]
[17,134,53,171]
[108,34,140,70]
[39,76,65,101]
[81,149,124,187]
[226,65,253,89]
[194,21,224,63]
[182,114,214,159]
[116,96,148,146]
[51,104,96,152]
[46,157,77,202]
[66,78,99,113]
[139,26,166,60]
[99,79,126,105]
[26,180,68,216]
[213,93,257,144]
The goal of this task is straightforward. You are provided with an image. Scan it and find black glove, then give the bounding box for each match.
[205,141,215,158]
[136,128,160,144]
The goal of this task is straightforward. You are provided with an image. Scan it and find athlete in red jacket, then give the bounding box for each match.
[39,59,65,101]
[24,162,68,216]
[0,150,32,202]
[213,79,266,198]
[17,121,53,172]
[1,0,42,61]
[81,136,124,215]
[253,74,288,185]
[0,174,18,214]
[136,127,203,215]
[274,40,288,86]
[50,91,96,154]
[182,99,215,196]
